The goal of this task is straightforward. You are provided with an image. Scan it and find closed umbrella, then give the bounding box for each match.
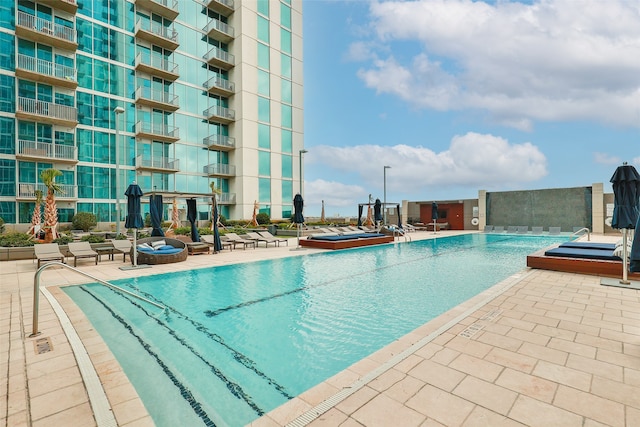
[431,202,439,233]
[149,194,164,237]
[293,194,304,248]
[610,163,640,281]
[211,195,222,253]
[397,204,402,229]
[320,200,325,223]
[124,183,143,267]
[357,204,363,227]
[374,198,382,223]
[186,198,200,242]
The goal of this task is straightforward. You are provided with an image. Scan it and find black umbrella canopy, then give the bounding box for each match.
[432,202,439,221]
[149,194,165,237]
[357,204,363,227]
[610,164,640,229]
[293,194,304,224]
[374,198,382,222]
[186,198,201,242]
[211,195,222,252]
[631,212,640,273]
[124,183,144,229]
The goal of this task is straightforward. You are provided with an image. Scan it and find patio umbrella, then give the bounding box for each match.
[320,200,325,223]
[374,198,383,224]
[293,194,304,248]
[211,195,222,253]
[186,198,201,242]
[610,163,640,281]
[431,202,439,233]
[397,204,402,229]
[124,183,144,266]
[357,204,363,227]
[631,213,640,273]
[149,194,165,237]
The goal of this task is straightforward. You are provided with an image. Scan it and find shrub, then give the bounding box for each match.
[256,212,270,225]
[0,217,4,234]
[0,232,34,247]
[144,213,151,227]
[53,235,74,245]
[72,212,97,232]
[174,226,191,235]
[81,235,105,244]
[115,233,128,240]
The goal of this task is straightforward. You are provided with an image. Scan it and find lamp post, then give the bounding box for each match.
[114,106,125,236]
[383,165,391,225]
[299,149,308,196]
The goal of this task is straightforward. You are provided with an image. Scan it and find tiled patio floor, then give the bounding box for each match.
[2,232,639,427]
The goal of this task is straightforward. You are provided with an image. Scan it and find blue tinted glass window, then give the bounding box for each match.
[77,55,93,89]
[258,97,270,122]
[0,32,14,70]
[0,2,13,30]
[77,165,93,198]
[258,150,270,176]
[0,201,15,223]
[281,3,291,29]
[258,124,270,149]
[0,75,15,113]
[259,177,271,202]
[281,129,292,153]
[257,43,269,70]
[281,28,292,54]
[258,70,270,96]
[19,202,34,224]
[257,16,269,43]
[282,180,293,201]
[281,104,292,128]
[77,92,93,125]
[281,54,291,79]
[257,0,269,16]
[281,79,292,103]
[0,117,14,155]
[77,18,92,53]
[0,159,15,197]
[281,154,292,178]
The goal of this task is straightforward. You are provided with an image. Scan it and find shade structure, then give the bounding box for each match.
[211,195,222,252]
[374,198,383,222]
[186,198,200,242]
[149,194,165,237]
[432,202,439,221]
[357,204,363,226]
[124,184,144,229]
[293,194,304,224]
[610,164,640,229]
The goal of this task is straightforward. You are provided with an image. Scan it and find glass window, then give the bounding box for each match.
[258,150,271,176]
[281,28,292,54]
[257,0,269,16]
[0,75,15,113]
[281,3,291,29]
[281,54,291,79]
[18,202,34,224]
[282,206,292,219]
[257,16,269,43]
[77,55,93,89]
[281,129,292,153]
[281,154,292,178]
[257,43,269,70]
[77,18,93,54]
[77,165,93,198]
[258,177,271,202]
[258,69,270,96]
[281,78,292,103]
[77,92,93,125]
[0,1,13,30]
[282,180,293,202]
[0,117,14,155]
[281,104,292,128]
[258,123,270,149]
[0,32,14,71]
[0,159,15,197]
[0,201,15,223]
[258,97,270,122]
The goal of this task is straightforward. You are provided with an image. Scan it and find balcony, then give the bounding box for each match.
[204,105,235,124]
[203,75,234,97]
[203,46,234,70]
[135,86,179,112]
[16,54,78,89]
[135,121,180,143]
[217,192,236,204]
[16,97,77,127]
[16,11,77,51]
[135,0,179,20]
[206,0,234,16]
[135,18,179,51]
[57,0,78,14]
[16,140,77,164]
[204,163,235,177]
[135,155,179,173]
[135,53,179,81]
[203,134,235,151]
[203,18,234,43]
[17,183,78,200]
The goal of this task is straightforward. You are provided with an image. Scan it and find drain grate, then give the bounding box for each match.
[34,337,53,354]
[459,309,503,338]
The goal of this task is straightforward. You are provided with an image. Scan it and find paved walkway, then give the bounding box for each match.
[2,232,639,427]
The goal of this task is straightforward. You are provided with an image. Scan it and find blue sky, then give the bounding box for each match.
[300,0,640,217]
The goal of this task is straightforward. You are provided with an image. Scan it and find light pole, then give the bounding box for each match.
[383,165,391,225]
[114,106,125,236]
[299,149,308,196]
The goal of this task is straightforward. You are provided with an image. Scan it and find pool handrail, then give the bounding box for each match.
[30,261,165,337]
[570,227,591,241]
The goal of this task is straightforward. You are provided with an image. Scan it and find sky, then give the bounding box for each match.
[300,0,640,217]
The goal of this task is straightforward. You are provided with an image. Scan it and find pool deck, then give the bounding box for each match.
[1,231,639,426]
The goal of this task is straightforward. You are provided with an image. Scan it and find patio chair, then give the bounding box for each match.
[517,226,529,234]
[258,231,288,246]
[531,226,543,234]
[68,242,98,267]
[34,243,65,268]
[245,231,278,247]
[507,226,518,233]
[110,239,132,262]
[493,226,505,233]
[484,225,494,232]
[200,234,233,251]
[548,227,562,235]
[174,235,210,255]
[223,233,257,249]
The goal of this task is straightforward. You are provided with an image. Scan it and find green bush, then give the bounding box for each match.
[0,232,34,247]
[174,226,191,235]
[144,213,151,227]
[256,212,270,225]
[0,217,4,234]
[71,212,97,232]
[115,233,129,240]
[81,235,105,244]
[53,235,74,245]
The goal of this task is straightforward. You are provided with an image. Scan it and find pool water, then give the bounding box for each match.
[63,233,566,426]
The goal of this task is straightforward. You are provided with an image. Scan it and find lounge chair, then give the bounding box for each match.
[506,226,518,233]
[110,239,132,262]
[68,242,98,267]
[174,235,210,255]
[223,233,257,249]
[34,243,65,268]
[245,231,278,247]
[258,231,288,246]
[484,225,494,232]
[548,227,562,235]
[531,226,543,234]
[200,234,233,251]
[517,226,529,234]
[402,224,416,233]
[493,226,505,233]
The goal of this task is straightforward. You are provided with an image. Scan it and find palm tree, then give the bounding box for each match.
[29,189,43,237]
[40,168,63,242]
[210,181,222,230]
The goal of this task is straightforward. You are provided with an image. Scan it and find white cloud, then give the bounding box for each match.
[593,152,622,166]
[307,132,547,197]
[634,157,640,167]
[304,179,368,217]
[353,0,640,129]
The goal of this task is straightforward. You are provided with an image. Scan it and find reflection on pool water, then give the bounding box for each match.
[63,233,566,426]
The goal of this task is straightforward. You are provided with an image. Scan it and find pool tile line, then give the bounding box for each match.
[284,270,535,426]
[40,285,118,427]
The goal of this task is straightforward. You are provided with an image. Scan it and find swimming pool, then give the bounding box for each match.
[63,233,566,426]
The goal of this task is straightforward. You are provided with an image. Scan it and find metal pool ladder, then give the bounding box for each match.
[30,261,165,337]
[571,227,591,241]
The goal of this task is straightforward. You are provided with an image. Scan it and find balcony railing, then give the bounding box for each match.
[203,17,234,41]
[204,163,235,176]
[18,140,77,162]
[135,121,179,141]
[203,134,235,150]
[135,18,179,49]
[204,105,235,122]
[135,86,179,109]
[135,52,179,79]
[17,11,77,47]
[203,75,234,93]
[217,192,236,204]
[135,0,179,20]
[203,46,234,68]
[57,0,78,14]
[18,183,77,199]
[136,156,179,171]
[17,97,77,125]
[17,53,77,85]
[206,0,234,16]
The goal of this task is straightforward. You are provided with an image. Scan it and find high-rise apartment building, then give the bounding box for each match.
[0,0,304,228]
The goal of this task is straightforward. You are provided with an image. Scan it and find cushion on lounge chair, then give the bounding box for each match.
[544,247,621,261]
[559,242,616,251]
